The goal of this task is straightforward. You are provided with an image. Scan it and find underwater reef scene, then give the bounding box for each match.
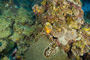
[0,0,90,60]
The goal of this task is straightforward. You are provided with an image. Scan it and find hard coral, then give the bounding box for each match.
[45,22,52,34]
[32,4,44,15]
[71,40,90,56]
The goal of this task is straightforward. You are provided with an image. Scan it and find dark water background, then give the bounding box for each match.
[81,0,90,23]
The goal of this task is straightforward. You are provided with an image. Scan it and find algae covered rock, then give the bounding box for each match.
[10,25,36,42]
[1,56,10,60]
[0,39,7,52]
[0,17,12,38]
[0,39,15,56]
[0,3,36,59]
[15,7,34,25]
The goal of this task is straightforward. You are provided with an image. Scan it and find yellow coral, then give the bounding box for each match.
[45,27,51,33]
[69,21,79,29]
[71,32,74,35]
[82,28,90,35]
[82,28,90,31]
[45,22,52,34]
[58,28,61,32]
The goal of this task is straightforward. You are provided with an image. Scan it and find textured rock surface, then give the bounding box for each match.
[25,36,69,60]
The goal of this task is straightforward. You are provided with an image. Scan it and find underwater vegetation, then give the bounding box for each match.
[0,0,90,60]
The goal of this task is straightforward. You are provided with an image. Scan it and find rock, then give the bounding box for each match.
[25,36,69,60]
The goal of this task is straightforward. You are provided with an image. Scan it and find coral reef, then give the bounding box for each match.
[0,0,90,60]
[32,0,90,59]
[0,1,36,59]
[0,40,7,52]
[0,39,15,59]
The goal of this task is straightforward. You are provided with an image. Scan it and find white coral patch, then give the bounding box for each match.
[65,29,77,40]
[58,36,68,45]
[58,29,77,45]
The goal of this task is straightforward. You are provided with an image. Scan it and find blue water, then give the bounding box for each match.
[81,0,90,23]
[82,2,90,12]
